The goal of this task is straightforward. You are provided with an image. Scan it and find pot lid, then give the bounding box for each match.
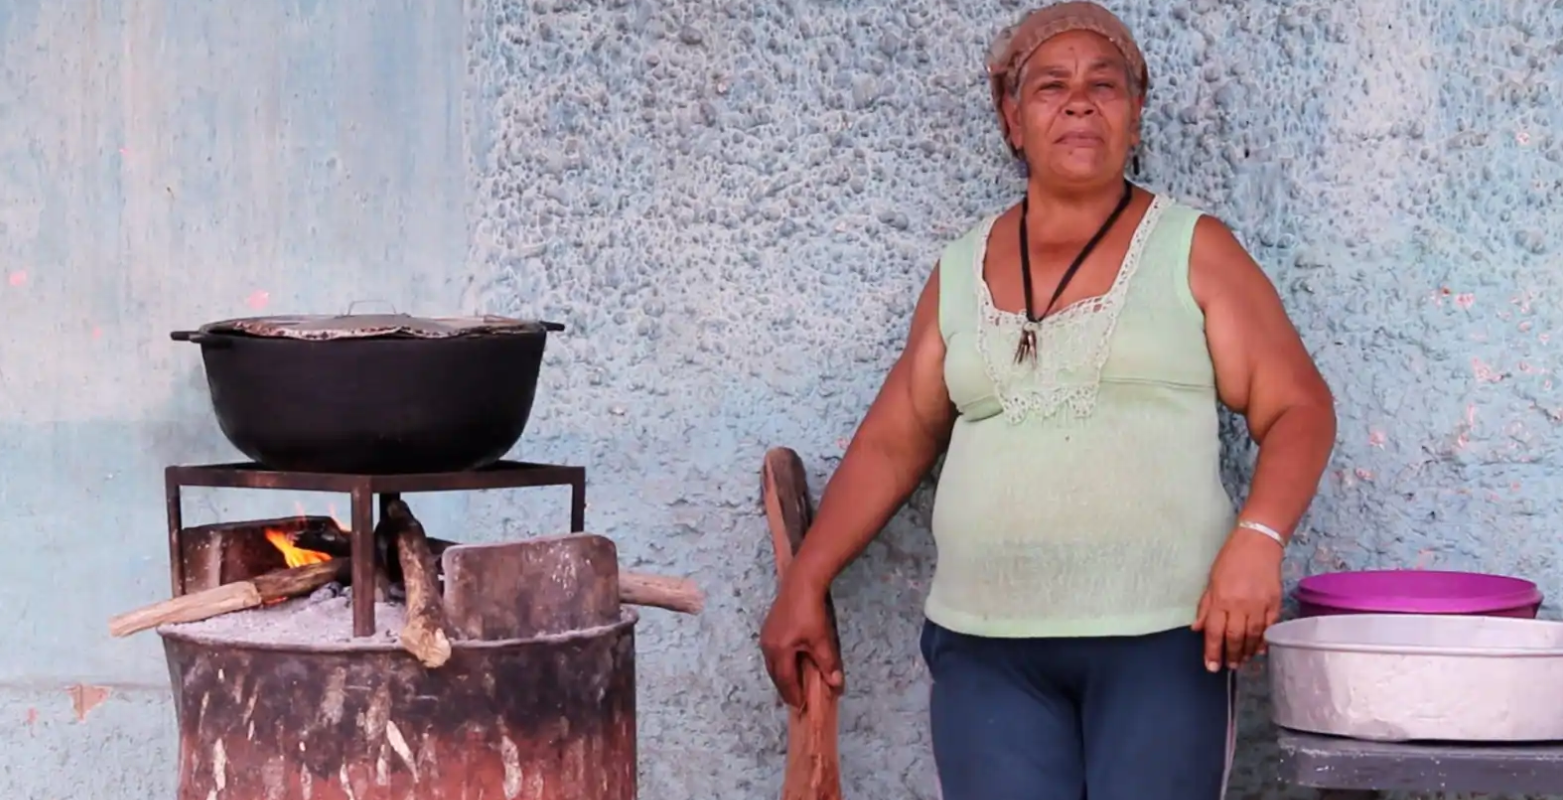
[197,314,561,341]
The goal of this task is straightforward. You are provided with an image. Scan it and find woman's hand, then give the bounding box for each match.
[760,572,845,709]
[1191,528,1284,672]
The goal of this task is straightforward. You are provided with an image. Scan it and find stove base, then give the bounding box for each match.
[162,611,636,800]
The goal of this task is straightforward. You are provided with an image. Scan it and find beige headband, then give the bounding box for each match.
[986,2,1149,149]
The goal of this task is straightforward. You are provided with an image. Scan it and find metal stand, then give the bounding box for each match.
[165,460,586,636]
[1279,729,1563,797]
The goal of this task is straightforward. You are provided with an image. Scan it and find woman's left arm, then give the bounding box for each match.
[1189,215,1337,672]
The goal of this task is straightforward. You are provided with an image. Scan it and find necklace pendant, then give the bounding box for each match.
[1013,327,1038,364]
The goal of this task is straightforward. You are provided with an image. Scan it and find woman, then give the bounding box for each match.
[759,3,1336,799]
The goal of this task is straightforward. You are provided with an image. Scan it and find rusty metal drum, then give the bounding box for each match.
[160,610,637,800]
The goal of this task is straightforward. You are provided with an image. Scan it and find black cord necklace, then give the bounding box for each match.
[1014,179,1136,364]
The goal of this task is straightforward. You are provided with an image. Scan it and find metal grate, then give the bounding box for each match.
[164,460,586,636]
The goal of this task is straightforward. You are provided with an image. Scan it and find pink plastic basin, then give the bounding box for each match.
[1294,570,1544,619]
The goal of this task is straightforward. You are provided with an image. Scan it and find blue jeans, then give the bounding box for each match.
[921,619,1235,800]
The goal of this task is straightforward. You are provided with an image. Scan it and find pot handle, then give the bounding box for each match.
[344,300,399,316]
[170,330,231,347]
[540,321,566,332]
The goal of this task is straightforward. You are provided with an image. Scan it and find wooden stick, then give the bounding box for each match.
[117,519,700,650]
[384,499,454,669]
[370,514,396,603]
[762,447,843,800]
[618,571,704,614]
[108,559,349,638]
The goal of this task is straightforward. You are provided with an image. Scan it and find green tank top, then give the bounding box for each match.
[927,194,1236,638]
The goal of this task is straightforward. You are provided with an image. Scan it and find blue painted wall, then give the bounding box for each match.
[2,0,1559,798]
[0,0,468,796]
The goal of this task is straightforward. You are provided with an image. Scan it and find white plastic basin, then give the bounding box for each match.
[1266,613,1563,742]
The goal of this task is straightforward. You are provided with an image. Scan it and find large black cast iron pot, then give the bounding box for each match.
[171,314,564,474]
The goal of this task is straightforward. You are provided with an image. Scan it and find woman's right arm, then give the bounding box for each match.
[787,266,955,593]
[759,265,956,707]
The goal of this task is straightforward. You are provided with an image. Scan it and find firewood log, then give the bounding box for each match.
[384,498,454,668]
[108,559,349,638]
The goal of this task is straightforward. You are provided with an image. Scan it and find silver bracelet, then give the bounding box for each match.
[1237,519,1287,546]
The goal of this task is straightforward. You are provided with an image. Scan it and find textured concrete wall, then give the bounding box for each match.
[1,0,1559,798]
[465,2,1561,800]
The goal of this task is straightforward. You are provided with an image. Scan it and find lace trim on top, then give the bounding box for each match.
[972,195,1169,424]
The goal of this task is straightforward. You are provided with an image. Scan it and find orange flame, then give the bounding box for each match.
[265,529,332,569]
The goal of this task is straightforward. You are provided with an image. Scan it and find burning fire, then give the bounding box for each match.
[265,529,332,569]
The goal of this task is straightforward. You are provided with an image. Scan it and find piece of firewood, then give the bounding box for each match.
[180,516,329,593]
[282,518,354,558]
[618,570,705,614]
[268,528,704,617]
[370,514,396,603]
[108,559,349,638]
[762,447,843,800]
[384,499,453,668]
